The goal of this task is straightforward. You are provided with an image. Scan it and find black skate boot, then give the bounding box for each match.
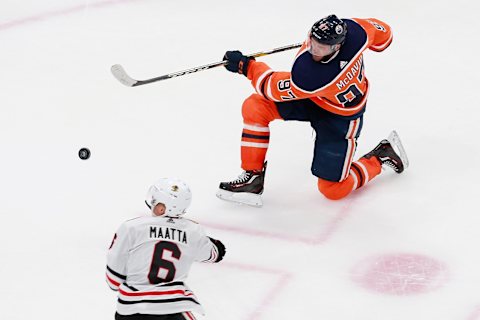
[363,131,409,173]
[216,162,267,207]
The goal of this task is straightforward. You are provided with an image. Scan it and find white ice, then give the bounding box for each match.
[1,0,479,319]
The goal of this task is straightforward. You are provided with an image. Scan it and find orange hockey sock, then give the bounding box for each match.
[241,94,281,170]
[317,156,382,200]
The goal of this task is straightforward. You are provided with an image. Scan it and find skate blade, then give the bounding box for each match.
[387,130,409,169]
[216,189,263,208]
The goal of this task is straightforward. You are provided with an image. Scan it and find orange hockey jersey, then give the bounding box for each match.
[246,18,393,117]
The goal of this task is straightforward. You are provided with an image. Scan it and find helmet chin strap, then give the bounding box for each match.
[145,200,153,210]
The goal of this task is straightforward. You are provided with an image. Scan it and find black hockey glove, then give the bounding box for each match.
[223,50,254,76]
[208,237,226,262]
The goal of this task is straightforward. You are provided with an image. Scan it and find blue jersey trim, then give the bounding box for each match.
[291,19,368,92]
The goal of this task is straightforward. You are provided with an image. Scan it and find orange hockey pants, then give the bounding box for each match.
[241,94,383,200]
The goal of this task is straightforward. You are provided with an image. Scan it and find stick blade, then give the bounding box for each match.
[111,64,138,87]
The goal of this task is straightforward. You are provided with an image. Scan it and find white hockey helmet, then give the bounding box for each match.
[145,178,192,217]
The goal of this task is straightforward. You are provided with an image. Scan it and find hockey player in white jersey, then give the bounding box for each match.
[106,178,226,320]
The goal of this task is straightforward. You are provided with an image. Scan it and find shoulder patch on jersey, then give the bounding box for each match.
[291,19,368,92]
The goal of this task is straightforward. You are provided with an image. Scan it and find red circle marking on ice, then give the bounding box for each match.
[351,253,448,295]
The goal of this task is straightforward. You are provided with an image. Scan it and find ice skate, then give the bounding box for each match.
[216,162,267,207]
[363,131,409,173]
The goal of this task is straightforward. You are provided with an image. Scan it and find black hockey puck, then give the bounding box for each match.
[78,148,91,160]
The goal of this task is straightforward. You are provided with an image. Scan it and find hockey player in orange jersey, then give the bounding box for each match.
[217,15,409,207]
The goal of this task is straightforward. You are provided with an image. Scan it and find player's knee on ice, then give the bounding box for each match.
[317,178,353,200]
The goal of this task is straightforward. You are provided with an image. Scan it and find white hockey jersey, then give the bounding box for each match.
[106,215,220,316]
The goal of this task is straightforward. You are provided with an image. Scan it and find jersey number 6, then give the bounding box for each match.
[148,241,181,284]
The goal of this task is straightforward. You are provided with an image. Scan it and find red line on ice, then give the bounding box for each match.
[201,197,354,245]
[219,262,292,320]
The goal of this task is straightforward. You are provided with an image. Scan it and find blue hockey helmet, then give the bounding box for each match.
[310,15,347,46]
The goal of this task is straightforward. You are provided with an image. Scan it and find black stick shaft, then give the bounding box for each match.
[111,42,303,87]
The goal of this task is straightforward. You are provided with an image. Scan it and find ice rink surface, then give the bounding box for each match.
[1,0,479,319]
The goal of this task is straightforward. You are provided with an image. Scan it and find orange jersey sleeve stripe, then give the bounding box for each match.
[247,61,293,102]
[247,61,274,98]
[245,18,393,118]
[353,18,393,52]
[370,33,393,52]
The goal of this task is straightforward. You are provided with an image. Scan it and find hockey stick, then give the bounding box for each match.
[111,42,303,87]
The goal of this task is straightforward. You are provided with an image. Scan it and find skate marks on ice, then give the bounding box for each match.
[350,253,449,295]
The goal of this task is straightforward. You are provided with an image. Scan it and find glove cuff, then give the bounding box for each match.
[239,56,254,76]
